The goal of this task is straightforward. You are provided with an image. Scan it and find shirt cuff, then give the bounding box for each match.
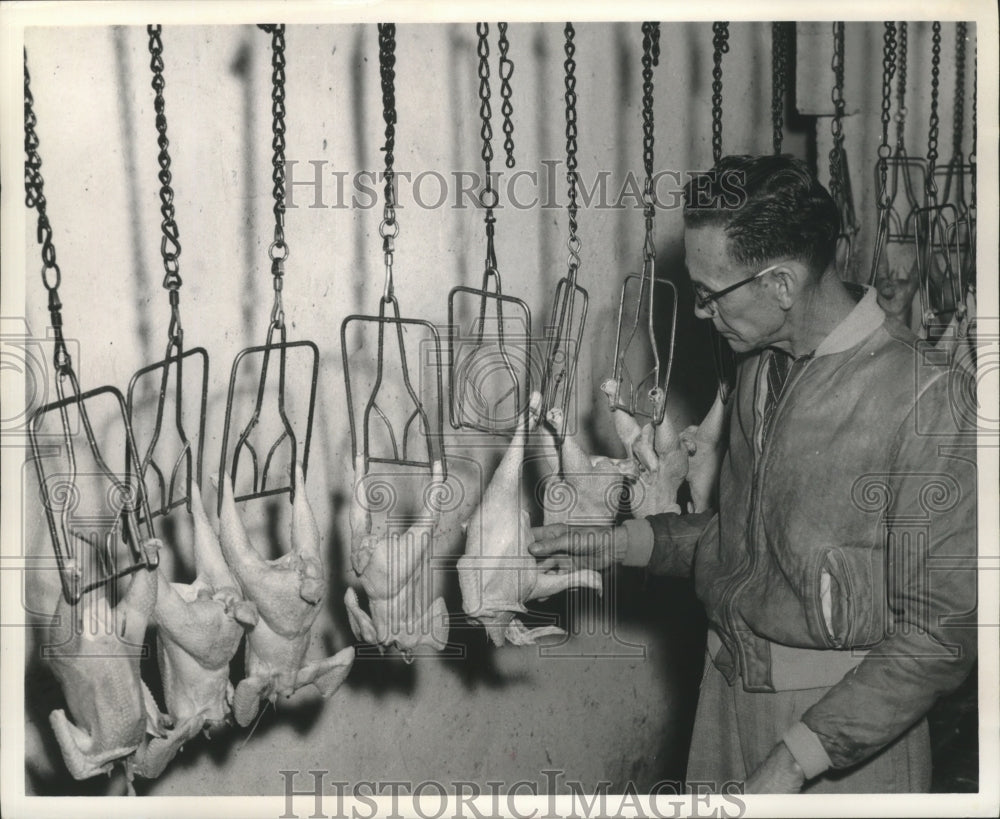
[619,518,654,567]
[782,721,833,780]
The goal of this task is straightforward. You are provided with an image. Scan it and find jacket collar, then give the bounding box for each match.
[812,284,884,358]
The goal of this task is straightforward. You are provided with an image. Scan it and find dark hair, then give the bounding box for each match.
[683,154,840,276]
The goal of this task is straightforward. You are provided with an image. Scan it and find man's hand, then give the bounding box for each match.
[529,523,622,572]
[743,742,806,794]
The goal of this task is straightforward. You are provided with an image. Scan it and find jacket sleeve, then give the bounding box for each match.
[800,369,978,769]
[619,511,717,577]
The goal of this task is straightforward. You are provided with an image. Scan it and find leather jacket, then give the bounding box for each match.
[642,288,978,769]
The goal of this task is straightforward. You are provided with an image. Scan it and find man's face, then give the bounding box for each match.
[684,224,786,353]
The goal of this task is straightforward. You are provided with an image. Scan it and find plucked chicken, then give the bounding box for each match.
[345,454,450,657]
[46,539,202,784]
[874,242,921,335]
[46,542,159,781]
[154,483,259,735]
[217,465,354,727]
[459,392,602,646]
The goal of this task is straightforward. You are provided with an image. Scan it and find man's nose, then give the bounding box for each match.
[693,302,714,320]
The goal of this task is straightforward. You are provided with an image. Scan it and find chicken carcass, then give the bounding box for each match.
[46,542,159,781]
[678,389,730,513]
[458,392,603,646]
[345,455,450,657]
[538,404,637,526]
[600,378,658,472]
[217,466,354,727]
[46,539,202,785]
[874,242,922,336]
[154,483,259,736]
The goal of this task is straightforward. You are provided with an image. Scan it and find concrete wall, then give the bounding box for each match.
[19,19,970,796]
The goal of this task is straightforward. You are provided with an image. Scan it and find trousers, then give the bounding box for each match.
[685,652,932,793]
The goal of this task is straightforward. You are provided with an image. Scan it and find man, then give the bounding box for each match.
[531,155,977,794]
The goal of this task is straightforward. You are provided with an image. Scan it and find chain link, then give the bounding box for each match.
[269,25,288,265]
[711,22,730,164]
[641,23,658,183]
[894,22,907,151]
[926,21,941,197]
[254,24,289,325]
[952,22,966,160]
[564,23,580,269]
[147,25,185,344]
[876,22,897,209]
[378,23,398,301]
[641,22,658,261]
[771,22,787,155]
[477,23,499,273]
[970,41,976,208]
[24,48,71,373]
[828,22,846,205]
[498,22,515,169]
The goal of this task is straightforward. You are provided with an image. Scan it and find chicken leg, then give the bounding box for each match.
[600,378,658,472]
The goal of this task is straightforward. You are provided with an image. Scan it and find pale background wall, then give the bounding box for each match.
[18,19,973,796]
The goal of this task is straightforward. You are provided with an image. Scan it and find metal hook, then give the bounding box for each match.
[606,260,678,423]
[29,374,158,604]
[127,337,208,523]
[540,267,589,440]
[342,297,447,478]
[913,202,964,334]
[217,327,318,515]
[447,267,533,434]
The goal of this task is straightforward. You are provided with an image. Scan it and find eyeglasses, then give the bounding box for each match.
[692,261,784,315]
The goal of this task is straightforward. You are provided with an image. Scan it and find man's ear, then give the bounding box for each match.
[772,263,803,311]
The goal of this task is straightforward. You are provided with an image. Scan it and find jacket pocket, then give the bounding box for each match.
[814,548,853,648]
[812,546,884,649]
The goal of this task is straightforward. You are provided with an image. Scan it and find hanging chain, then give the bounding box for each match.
[925,21,941,198]
[970,41,976,209]
[24,49,71,374]
[147,25,184,343]
[257,24,288,325]
[952,22,966,161]
[828,22,846,206]
[377,23,399,302]
[497,23,515,169]
[894,22,907,152]
[711,22,730,164]
[476,23,499,275]
[641,22,659,262]
[876,22,897,209]
[771,22,787,155]
[564,23,580,272]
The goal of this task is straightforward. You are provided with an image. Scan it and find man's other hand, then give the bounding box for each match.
[744,741,806,794]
